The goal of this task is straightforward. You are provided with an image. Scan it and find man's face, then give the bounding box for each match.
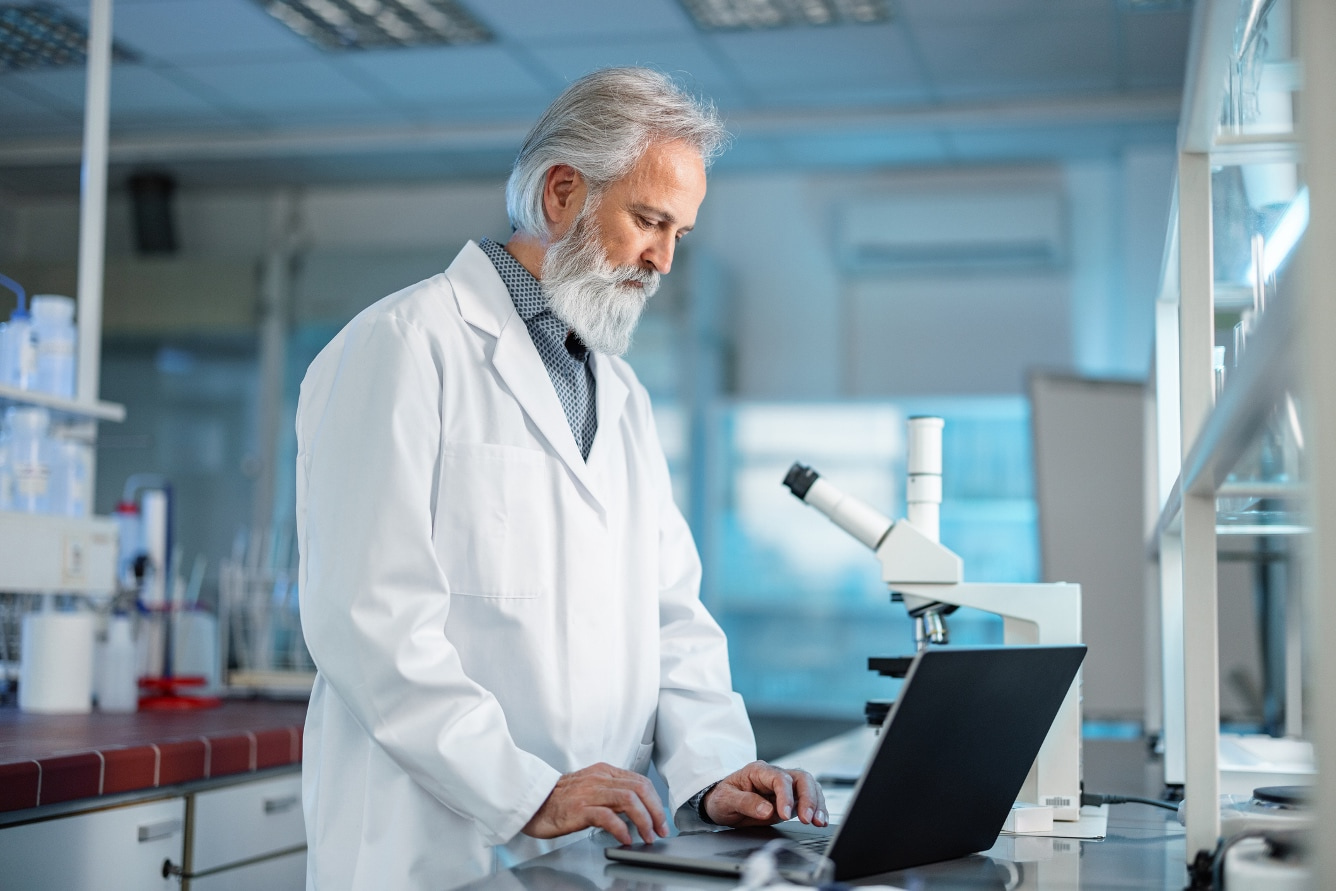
[541,139,707,356]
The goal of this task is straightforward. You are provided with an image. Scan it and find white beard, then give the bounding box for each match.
[541,209,659,357]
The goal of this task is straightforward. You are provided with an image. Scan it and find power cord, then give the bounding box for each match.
[1081,791,1180,813]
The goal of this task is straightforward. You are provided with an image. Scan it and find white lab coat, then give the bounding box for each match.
[295,241,756,890]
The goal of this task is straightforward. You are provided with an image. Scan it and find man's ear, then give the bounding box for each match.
[543,164,586,236]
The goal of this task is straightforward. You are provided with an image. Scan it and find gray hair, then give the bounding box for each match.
[506,67,729,238]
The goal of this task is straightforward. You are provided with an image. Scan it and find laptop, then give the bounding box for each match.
[606,644,1086,882]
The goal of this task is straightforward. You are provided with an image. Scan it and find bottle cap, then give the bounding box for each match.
[30,295,75,323]
[4,405,50,432]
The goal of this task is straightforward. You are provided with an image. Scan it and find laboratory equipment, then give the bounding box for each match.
[0,272,35,391]
[95,613,138,713]
[119,474,220,710]
[5,406,52,514]
[19,607,96,714]
[30,294,76,399]
[783,416,1084,821]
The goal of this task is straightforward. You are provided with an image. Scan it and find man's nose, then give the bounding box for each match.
[642,233,675,275]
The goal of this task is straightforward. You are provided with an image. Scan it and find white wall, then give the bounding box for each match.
[0,149,1176,397]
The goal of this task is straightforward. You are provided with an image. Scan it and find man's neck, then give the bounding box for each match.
[503,231,549,281]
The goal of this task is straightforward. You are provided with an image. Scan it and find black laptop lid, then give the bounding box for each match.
[828,644,1085,878]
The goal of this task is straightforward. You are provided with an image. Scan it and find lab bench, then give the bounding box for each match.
[465,729,1189,891]
[0,699,308,889]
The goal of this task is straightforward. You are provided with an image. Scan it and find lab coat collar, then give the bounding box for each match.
[447,241,628,512]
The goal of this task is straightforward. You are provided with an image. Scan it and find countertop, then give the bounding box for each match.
[0,699,308,814]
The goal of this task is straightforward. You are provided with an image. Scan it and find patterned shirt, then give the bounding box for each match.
[478,237,598,460]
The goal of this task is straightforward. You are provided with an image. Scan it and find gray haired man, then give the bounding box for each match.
[296,68,825,889]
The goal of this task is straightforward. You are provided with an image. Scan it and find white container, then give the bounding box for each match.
[30,295,76,399]
[95,614,139,713]
[0,308,36,390]
[49,438,92,517]
[5,406,52,514]
[19,610,95,714]
[0,427,11,511]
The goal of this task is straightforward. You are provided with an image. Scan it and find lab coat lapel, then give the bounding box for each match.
[589,353,628,470]
[448,242,605,508]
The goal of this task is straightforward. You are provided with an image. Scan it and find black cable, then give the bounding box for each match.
[1081,791,1180,813]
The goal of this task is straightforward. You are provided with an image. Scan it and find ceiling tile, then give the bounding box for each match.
[0,82,82,133]
[708,23,928,97]
[1119,9,1192,89]
[6,64,237,122]
[899,0,1109,24]
[525,37,744,106]
[111,0,312,63]
[337,45,549,110]
[475,0,694,41]
[915,13,1117,98]
[172,58,392,116]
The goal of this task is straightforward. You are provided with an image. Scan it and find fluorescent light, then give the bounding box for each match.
[256,0,492,51]
[0,2,137,70]
[679,0,891,31]
[1245,186,1309,283]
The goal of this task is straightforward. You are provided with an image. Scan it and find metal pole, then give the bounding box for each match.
[76,0,111,409]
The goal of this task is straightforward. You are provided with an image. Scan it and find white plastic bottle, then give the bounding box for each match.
[30,295,76,399]
[6,406,52,513]
[49,438,92,517]
[95,614,139,713]
[0,307,36,390]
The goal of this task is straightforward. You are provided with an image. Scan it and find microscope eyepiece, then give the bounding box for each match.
[783,463,819,500]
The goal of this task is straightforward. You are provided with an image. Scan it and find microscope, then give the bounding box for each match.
[783,416,1084,822]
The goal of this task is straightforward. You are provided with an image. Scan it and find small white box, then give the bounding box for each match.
[1002,802,1055,834]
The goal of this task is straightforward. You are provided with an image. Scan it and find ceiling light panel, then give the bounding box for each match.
[679,0,891,31]
[256,0,492,51]
[0,2,136,70]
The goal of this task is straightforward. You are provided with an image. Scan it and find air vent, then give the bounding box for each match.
[837,188,1068,273]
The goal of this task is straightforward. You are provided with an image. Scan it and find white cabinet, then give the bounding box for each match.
[0,797,185,890]
[184,772,306,890]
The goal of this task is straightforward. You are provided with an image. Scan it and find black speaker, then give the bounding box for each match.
[129,171,177,254]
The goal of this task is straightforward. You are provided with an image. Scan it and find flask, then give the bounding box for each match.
[5,406,51,513]
[30,294,76,399]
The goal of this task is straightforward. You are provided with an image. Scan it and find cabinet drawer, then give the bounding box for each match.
[191,773,305,873]
[188,848,305,891]
[0,797,185,891]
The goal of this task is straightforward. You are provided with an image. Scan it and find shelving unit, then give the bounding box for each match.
[0,0,121,596]
[1150,0,1335,878]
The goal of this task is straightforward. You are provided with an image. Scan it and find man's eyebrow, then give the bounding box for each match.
[629,202,691,230]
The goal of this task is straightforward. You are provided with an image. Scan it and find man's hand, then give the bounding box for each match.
[522,763,669,846]
[702,761,828,828]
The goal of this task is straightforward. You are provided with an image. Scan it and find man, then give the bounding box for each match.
[296,67,826,890]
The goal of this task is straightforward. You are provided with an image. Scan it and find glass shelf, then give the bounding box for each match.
[0,384,125,423]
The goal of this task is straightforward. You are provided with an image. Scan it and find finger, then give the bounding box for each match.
[712,785,776,823]
[609,786,660,844]
[610,774,668,839]
[789,769,823,824]
[757,764,796,821]
[588,806,633,846]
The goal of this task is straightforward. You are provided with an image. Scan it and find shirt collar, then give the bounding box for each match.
[479,236,546,322]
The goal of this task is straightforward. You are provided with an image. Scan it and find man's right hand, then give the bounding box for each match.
[522,762,668,846]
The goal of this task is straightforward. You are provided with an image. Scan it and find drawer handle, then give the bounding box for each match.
[138,818,182,843]
[263,795,300,815]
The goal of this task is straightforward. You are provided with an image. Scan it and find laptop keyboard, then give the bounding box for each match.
[717,837,831,865]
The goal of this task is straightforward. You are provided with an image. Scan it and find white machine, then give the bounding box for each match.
[783,416,1085,821]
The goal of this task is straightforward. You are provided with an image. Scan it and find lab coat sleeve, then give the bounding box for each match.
[297,310,560,845]
[642,403,757,813]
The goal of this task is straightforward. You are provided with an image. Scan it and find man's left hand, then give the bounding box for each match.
[701,761,828,828]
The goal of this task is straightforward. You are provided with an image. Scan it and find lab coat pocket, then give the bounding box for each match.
[435,442,560,598]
